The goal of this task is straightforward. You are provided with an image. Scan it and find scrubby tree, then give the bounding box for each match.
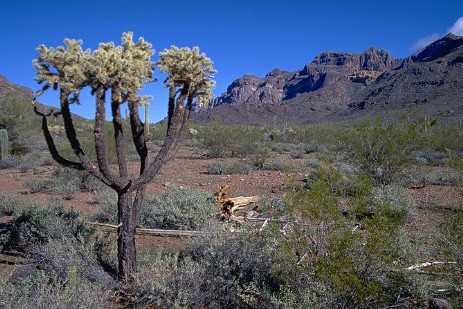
[32,33,215,280]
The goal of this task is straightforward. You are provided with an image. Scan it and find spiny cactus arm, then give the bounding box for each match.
[128,98,148,175]
[58,89,125,188]
[132,46,215,188]
[92,85,123,185]
[33,105,83,170]
[110,87,128,179]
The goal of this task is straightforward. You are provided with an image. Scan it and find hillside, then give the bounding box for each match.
[192,33,463,125]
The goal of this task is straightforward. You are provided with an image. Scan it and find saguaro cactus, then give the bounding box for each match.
[0,129,8,161]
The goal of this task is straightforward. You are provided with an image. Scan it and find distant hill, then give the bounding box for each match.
[192,33,463,125]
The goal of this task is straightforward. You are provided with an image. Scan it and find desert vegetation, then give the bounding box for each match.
[1,97,463,307]
[0,33,463,308]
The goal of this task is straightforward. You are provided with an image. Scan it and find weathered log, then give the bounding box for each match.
[215,184,260,222]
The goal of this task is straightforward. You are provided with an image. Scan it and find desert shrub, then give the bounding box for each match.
[0,271,111,309]
[261,197,287,216]
[31,236,112,286]
[343,119,418,185]
[369,185,417,221]
[305,158,321,169]
[270,142,296,154]
[91,188,118,224]
[0,154,23,169]
[46,167,103,199]
[410,148,449,166]
[1,202,93,250]
[248,145,271,168]
[439,211,463,279]
[408,166,462,186]
[276,165,421,308]
[198,122,269,158]
[0,191,28,216]
[205,161,252,175]
[263,157,286,171]
[114,251,199,308]
[303,143,319,154]
[185,228,284,308]
[140,188,216,230]
[289,149,305,159]
[25,177,48,193]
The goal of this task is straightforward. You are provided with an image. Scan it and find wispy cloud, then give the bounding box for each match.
[410,16,463,51]
[410,33,441,51]
[448,16,463,36]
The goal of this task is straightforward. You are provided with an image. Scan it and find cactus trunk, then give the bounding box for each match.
[0,129,8,161]
[144,104,149,138]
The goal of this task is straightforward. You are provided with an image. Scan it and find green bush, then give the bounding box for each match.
[343,119,418,185]
[91,188,118,224]
[1,202,93,250]
[0,191,27,216]
[0,271,111,309]
[25,177,48,193]
[276,165,420,308]
[205,161,252,175]
[140,188,216,230]
[198,122,269,158]
[263,157,286,171]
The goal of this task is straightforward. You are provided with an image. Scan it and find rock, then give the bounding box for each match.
[428,298,452,309]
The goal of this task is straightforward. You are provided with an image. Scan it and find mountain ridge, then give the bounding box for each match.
[193,33,463,125]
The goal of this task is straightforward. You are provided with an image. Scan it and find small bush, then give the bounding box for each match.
[141,188,216,230]
[408,166,462,186]
[263,157,286,171]
[91,188,118,224]
[47,167,85,199]
[0,191,26,216]
[261,197,286,216]
[205,161,252,175]
[198,122,269,158]
[25,177,48,193]
[343,119,417,185]
[0,154,22,169]
[369,185,417,221]
[1,202,93,250]
[0,271,111,309]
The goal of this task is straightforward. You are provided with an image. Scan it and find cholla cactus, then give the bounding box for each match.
[32,33,215,281]
[157,46,216,107]
[0,129,8,160]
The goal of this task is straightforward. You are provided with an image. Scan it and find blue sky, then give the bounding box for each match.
[1,0,462,122]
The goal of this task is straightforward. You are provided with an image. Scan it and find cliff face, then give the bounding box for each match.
[210,47,399,108]
[193,34,463,125]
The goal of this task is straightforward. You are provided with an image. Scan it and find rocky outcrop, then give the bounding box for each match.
[351,33,463,111]
[207,48,398,108]
[400,33,463,67]
[211,69,293,107]
[284,48,398,99]
[0,74,34,101]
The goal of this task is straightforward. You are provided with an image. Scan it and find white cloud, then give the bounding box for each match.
[410,33,441,51]
[410,16,463,52]
[448,16,463,36]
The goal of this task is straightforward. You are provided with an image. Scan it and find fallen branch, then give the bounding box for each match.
[89,222,204,237]
[406,261,457,271]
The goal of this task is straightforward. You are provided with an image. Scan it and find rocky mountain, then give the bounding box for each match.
[0,75,34,101]
[193,34,463,125]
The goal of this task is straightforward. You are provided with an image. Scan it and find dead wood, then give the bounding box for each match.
[215,184,260,222]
